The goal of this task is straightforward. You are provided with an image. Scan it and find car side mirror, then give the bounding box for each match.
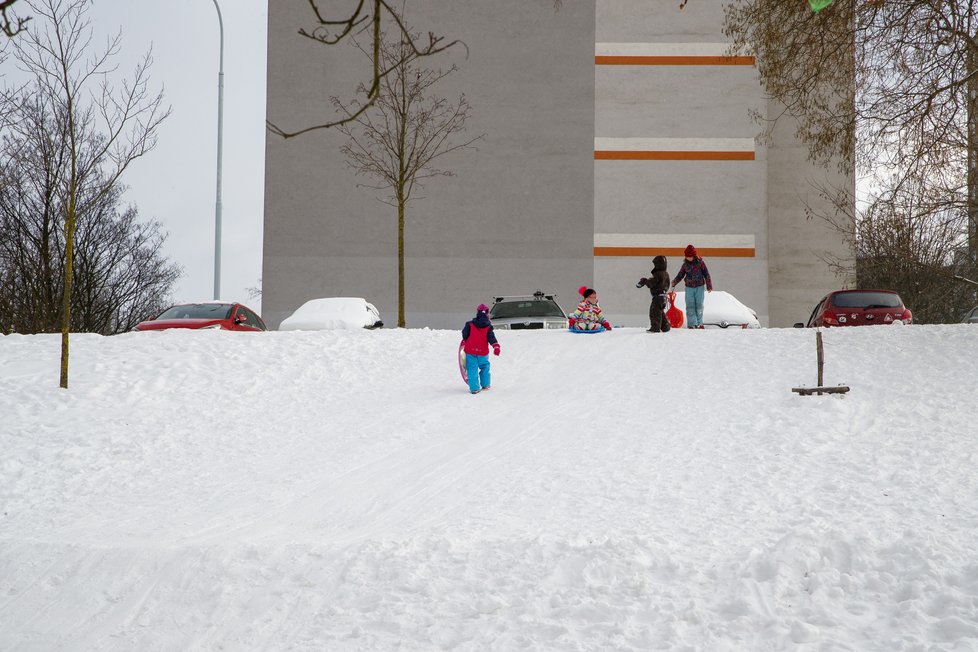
[793,322,804,328]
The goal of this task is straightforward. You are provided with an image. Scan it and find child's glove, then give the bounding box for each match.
[492,343,501,356]
[603,322,612,331]
[568,317,576,327]
[636,278,646,288]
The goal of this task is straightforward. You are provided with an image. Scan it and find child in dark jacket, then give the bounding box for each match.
[636,255,672,333]
[672,244,713,328]
[461,304,500,394]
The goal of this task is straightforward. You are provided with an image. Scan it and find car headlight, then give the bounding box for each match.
[495,323,510,329]
[546,322,567,329]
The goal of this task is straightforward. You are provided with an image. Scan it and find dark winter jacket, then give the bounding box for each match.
[462,311,498,356]
[673,257,713,291]
[637,255,671,296]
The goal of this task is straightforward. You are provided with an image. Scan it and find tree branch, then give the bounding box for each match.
[1,0,29,37]
[267,0,465,137]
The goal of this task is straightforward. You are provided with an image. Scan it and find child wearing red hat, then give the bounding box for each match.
[671,244,713,328]
[461,304,500,394]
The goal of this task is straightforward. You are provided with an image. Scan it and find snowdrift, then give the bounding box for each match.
[2,325,977,650]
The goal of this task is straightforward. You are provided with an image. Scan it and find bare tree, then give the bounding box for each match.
[0,115,181,334]
[333,27,482,327]
[267,0,565,138]
[855,208,976,324]
[817,170,976,323]
[2,0,29,37]
[267,0,463,138]
[245,279,262,300]
[724,0,978,315]
[4,0,169,387]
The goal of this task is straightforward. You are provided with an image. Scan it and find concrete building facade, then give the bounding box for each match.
[263,1,852,330]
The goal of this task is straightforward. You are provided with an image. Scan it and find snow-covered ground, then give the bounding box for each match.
[2,325,977,651]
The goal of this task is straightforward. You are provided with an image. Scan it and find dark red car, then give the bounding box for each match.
[796,290,912,328]
[134,302,267,332]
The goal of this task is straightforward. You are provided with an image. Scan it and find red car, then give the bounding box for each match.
[796,290,912,328]
[134,302,267,332]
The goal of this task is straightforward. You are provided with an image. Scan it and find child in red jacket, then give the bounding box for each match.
[461,304,500,394]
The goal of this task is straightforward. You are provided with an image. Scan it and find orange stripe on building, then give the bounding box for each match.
[595,55,755,66]
[593,247,755,258]
[594,151,755,161]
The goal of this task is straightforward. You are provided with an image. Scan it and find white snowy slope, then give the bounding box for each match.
[1,325,977,651]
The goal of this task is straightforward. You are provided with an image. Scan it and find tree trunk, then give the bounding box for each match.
[59,196,75,388]
[40,209,53,330]
[397,190,405,328]
[968,43,978,290]
[60,93,78,389]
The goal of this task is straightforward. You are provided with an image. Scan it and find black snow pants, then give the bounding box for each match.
[648,294,671,333]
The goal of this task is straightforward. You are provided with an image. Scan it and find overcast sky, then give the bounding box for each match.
[2,0,269,311]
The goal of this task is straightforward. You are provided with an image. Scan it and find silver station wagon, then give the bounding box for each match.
[489,291,569,330]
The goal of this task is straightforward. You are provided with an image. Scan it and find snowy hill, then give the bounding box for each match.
[2,325,978,650]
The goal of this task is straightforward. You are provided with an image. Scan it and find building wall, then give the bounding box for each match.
[592,0,850,328]
[264,1,853,329]
[263,1,596,329]
[766,98,855,326]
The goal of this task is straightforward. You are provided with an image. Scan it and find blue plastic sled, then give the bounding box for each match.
[569,325,605,334]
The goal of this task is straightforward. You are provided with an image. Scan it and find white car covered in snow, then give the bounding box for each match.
[278,297,383,331]
[672,290,760,329]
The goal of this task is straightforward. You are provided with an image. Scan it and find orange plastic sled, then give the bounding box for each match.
[666,291,685,329]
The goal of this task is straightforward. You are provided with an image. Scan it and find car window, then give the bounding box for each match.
[490,300,565,319]
[364,303,381,325]
[242,308,268,331]
[830,291,902,308]
[232,307,258,329]
[157,304,232,320]
[807,298,825,327]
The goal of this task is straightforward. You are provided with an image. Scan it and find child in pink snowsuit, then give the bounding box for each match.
[569,287,612,332]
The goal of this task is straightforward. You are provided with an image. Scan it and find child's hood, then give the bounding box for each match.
[472,311,492,328]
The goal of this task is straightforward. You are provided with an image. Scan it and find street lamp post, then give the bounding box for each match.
[211,0,224,300]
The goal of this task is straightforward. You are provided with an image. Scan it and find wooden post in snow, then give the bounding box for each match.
[792,330,849,396]
[817,330,824,388]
